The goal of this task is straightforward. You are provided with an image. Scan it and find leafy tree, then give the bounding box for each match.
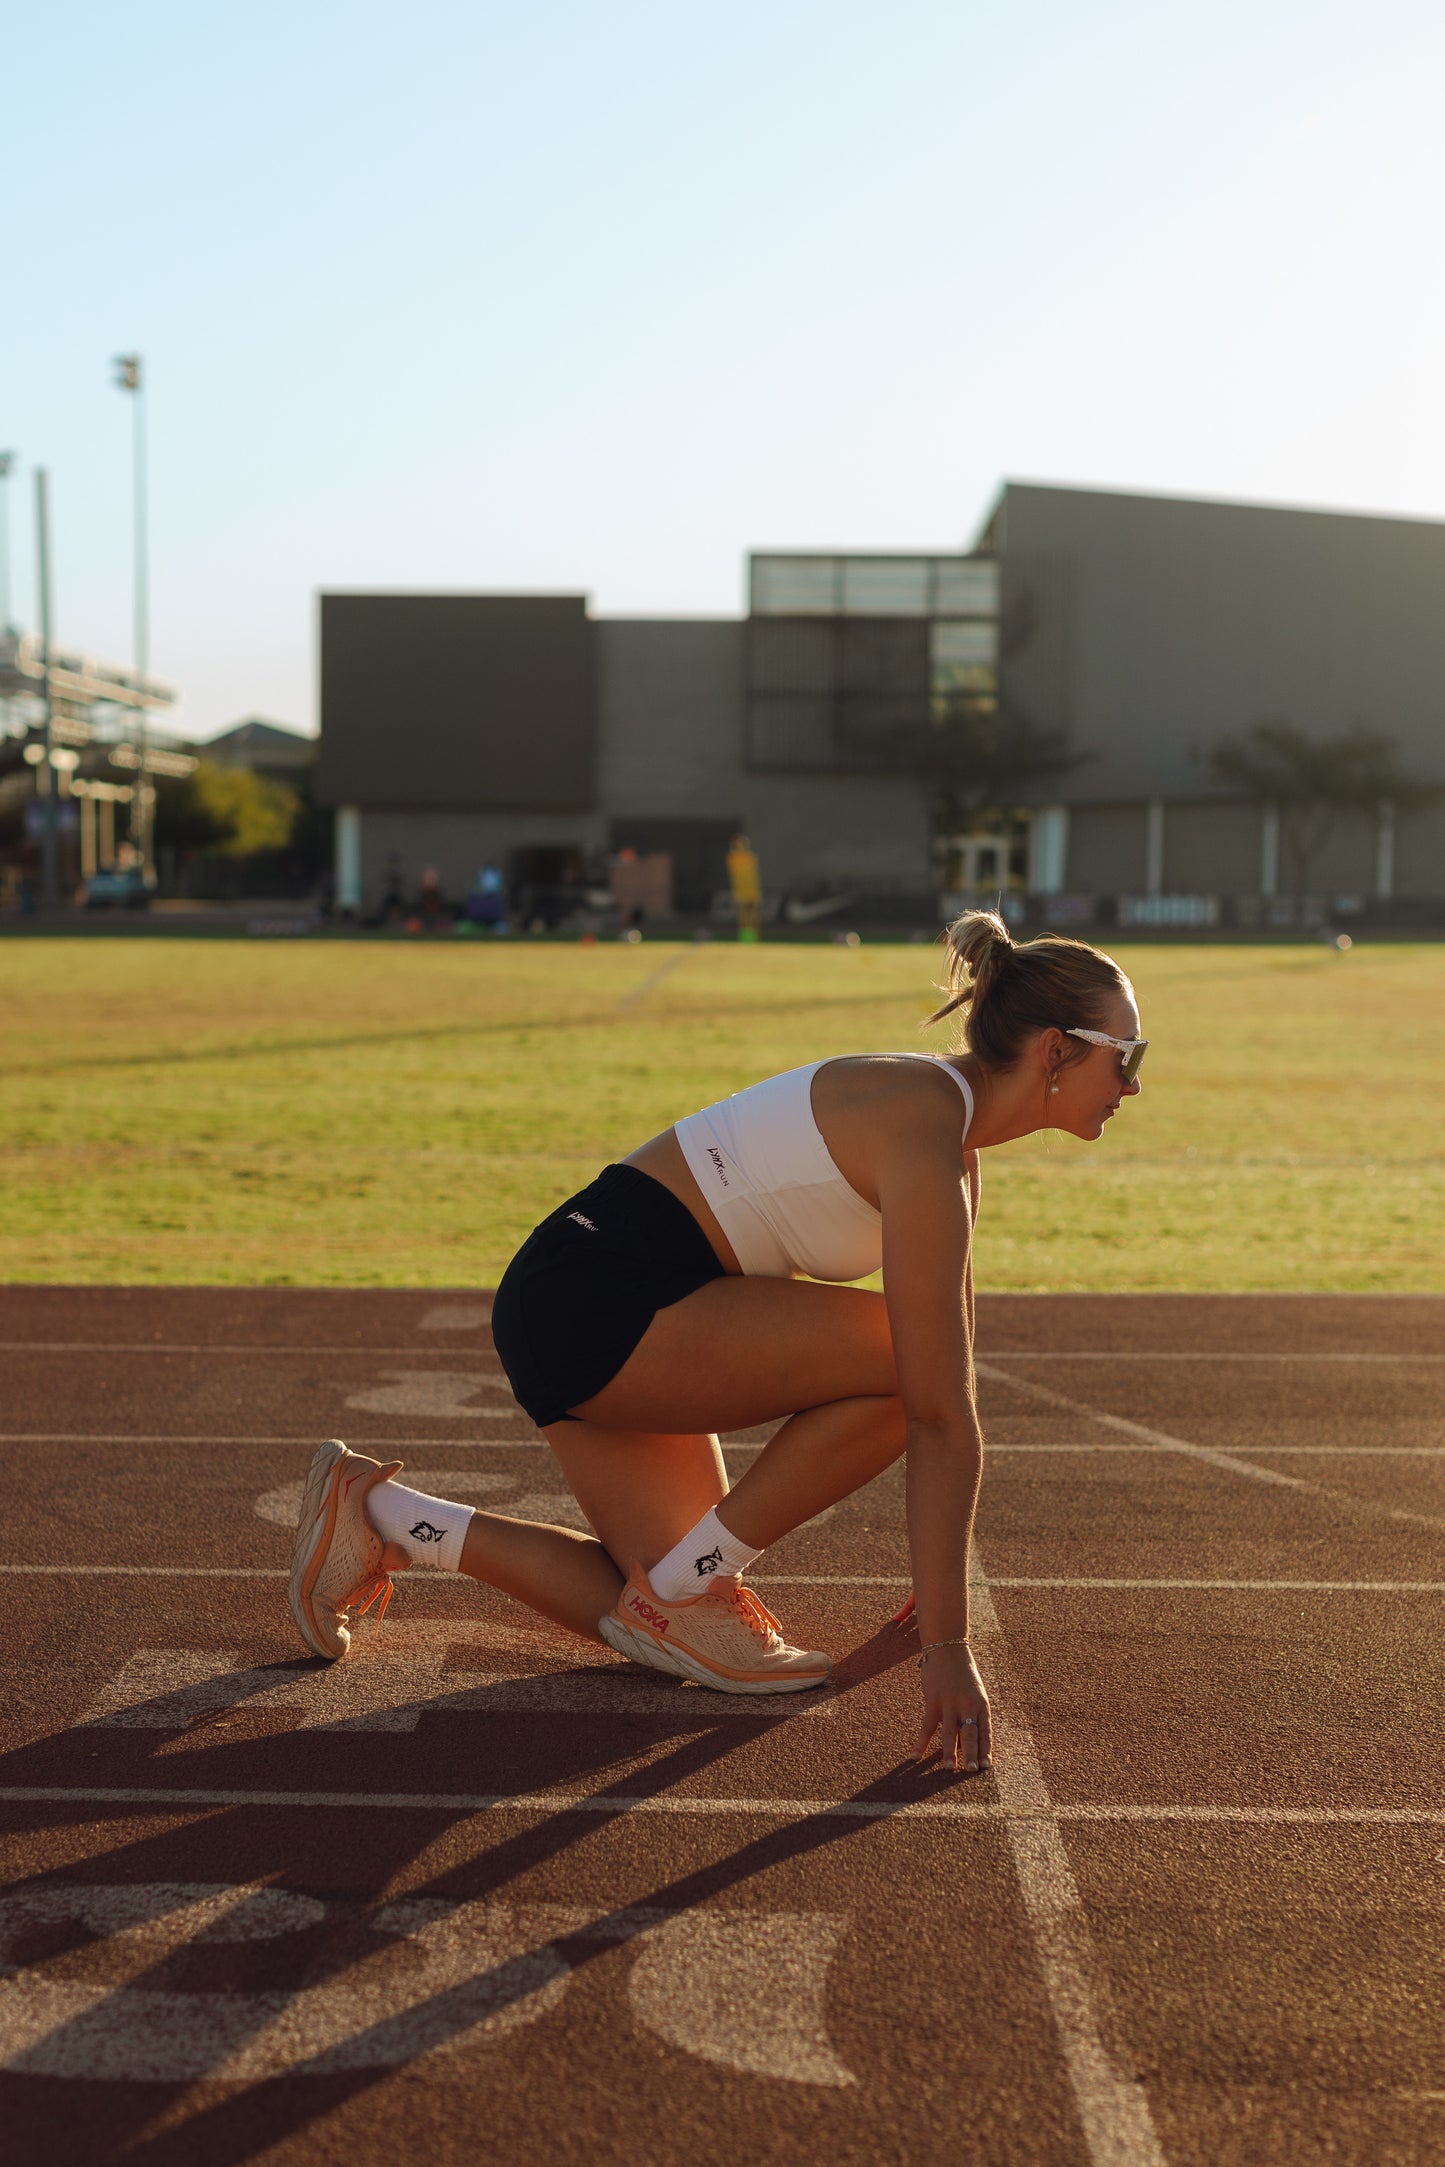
[1210,719,1439,897]
[839,692,1088,839]
[154,760,300,859]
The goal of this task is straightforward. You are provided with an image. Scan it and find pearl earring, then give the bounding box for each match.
[1048,1075,1060,1095]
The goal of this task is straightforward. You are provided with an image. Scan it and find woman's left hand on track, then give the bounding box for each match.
[916,1643,992,1773]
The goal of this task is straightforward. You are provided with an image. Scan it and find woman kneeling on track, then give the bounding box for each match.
[287,909,1146,1772]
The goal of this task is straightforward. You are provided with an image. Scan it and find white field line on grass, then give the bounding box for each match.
[614,950,693,1010]
[976,1363,1445,1536]
[972,1573,1167,2167]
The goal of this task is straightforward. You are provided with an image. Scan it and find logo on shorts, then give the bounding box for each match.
[409,1521,446,1545]
[567,1212,598,1231]
[705,1147,730,1190]
[694,1544,725,1578]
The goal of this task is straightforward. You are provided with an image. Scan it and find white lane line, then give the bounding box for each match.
[0,1344,499,1357]
[984,1350,1445,1365]
[0,1433,544,1446]
[8,1343,1441,1363]
[973,1577,1445,1592]
[4,1785,1445,1826]
[972,1574,1167,2167]
[977,1363,1445,1535]
[5,1566,1445,1592]
[0,1784,995,1818]
[7,1434,1440,1459]
[987,1444,1445,1457]
[252,1471,595,1535]
[419,1305,490,1330]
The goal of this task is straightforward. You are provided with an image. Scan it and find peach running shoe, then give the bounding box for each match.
[287,1440,403,1660]
[599,1562,831,1694]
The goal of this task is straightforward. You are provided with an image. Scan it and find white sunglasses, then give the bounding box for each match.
[1065,1028,1148,1084]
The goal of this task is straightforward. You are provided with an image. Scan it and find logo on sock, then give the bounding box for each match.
[409,1520,446,1545]
[694,1544,725,1578]
[567,1211,598,1231]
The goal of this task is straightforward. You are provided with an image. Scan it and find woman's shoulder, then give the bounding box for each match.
[814,1051,974,1121]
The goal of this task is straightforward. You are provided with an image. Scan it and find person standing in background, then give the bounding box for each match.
[726,834,762,943]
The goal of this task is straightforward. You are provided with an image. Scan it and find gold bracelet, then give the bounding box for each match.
[918,1637,972,1666]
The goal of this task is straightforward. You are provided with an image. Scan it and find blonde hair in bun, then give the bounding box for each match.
[930,908,1015,1025]
[927,908,1128,1068]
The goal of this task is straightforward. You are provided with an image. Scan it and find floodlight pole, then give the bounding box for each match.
[0,451,15,746]
[35,467,60,911]
[0,450,15,632]
[113,353,151,880]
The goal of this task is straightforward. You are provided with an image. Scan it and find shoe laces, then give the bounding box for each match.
[342,1568,394,1630]
[727,1580,784,1650]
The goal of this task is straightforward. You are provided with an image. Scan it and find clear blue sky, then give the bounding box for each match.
[5,0,1443,740]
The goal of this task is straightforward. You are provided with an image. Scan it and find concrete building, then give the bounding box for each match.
[199,717,315,782]
[316,483,1445,925]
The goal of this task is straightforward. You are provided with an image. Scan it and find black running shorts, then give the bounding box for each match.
[490,1163,727,1429]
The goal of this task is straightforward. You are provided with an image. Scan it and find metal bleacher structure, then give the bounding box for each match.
[0,631,191,893]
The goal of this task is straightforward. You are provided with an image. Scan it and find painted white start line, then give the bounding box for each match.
[344,1372,520,1416]
[0,1882,853,2087]
[80,1624,840,1730]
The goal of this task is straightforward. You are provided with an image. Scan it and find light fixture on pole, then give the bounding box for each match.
[112,352,152,882]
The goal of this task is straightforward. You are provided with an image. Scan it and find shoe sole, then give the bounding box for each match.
[598,1611,831,1695]
[287,1440,351,1660]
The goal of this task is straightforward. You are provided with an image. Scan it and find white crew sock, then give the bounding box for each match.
[366,1479,473,1572]
[648,1505,762,1603]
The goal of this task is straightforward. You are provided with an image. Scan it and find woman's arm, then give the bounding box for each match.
[876,1098,992,1771]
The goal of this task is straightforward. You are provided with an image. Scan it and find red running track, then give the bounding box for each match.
[1,1285,1443,2167]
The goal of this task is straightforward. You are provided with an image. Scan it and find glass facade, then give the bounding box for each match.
[750,554,999,620]
[746,553,999,771]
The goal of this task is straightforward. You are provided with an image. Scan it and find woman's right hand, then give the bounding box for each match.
[916,1641,992,1773]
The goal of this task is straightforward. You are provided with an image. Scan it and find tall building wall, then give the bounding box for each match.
[597,619,932,895]
[991,484,1445,805]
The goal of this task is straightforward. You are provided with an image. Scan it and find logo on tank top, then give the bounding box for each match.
[694,1544,725,1577]
[567,1212,598,1231]
[705,1147,730,1190]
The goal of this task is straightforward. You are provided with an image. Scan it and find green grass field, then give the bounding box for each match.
[2,936,1439,1291]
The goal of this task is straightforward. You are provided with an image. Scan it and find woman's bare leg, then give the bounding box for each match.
[450,1279,902,1642]
[573,1280,906,1552]
[455,1427,729,1642]
[456,1512,621,1643]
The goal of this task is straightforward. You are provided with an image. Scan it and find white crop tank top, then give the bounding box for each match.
[673,1054,974,1282]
